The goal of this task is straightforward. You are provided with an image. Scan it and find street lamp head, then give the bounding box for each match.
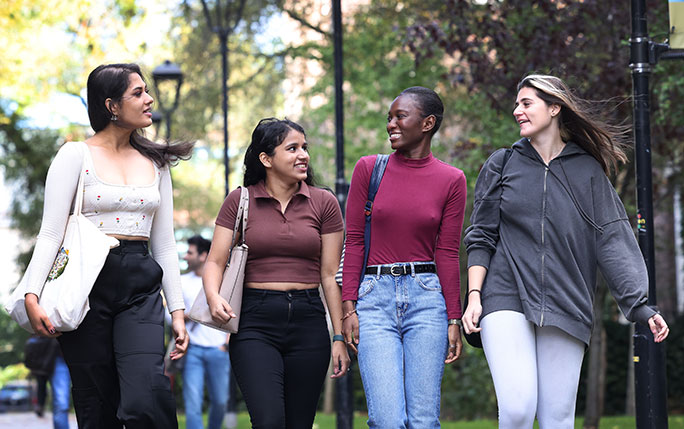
[152,60,183,140]
[152,60,184,84]
[152,60,184,113]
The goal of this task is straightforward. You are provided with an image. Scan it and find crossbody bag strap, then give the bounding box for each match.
[500,148,512,178]
[361,154,390,275]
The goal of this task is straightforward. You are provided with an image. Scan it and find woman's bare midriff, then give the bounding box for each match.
[109,234,149,241]
[246,282,319,291]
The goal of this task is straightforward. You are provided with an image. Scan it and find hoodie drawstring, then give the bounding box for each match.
[555,160,604,234]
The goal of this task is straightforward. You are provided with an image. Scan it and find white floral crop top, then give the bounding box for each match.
[81,146,162,236]
[21,141,185,313]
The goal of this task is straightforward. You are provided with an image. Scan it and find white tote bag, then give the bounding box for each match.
[188,187,249,333]
[5,148,119,333]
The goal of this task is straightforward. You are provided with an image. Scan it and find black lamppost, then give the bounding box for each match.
[151,111,163,139]
[152,60,184,140]
[199,0,246,196]
[332,0,353,427]
[629,0,684,427]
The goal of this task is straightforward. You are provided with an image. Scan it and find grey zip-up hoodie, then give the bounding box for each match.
[464,138,656,345]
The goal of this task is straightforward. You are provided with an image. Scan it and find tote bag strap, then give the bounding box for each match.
[72,143,88,216]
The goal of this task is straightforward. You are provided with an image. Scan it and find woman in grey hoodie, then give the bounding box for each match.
[462,74,669,429]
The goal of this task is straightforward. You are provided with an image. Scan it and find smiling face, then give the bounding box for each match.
[107,73,154,130]
[386,94,434,154]
[513,87,560,139]
[260,129,309,184]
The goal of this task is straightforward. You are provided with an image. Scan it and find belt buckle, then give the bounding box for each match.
[390,264,405,276]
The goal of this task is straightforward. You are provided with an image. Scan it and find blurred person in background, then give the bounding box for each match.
[180,235,231,429]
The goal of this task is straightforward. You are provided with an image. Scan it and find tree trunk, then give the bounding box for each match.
[584,282,608,429]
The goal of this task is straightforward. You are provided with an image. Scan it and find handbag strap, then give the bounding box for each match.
[500,148,512,180]
[231,186,249,248]
[361,154,390,275]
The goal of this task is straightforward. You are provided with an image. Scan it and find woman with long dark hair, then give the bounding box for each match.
[203,118,350,428]
[342,87,467,427]
[23,63,193,429]
[463,74,669,428]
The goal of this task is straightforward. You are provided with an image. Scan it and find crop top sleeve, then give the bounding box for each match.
[149,167,184,313]
[23,142,82,299]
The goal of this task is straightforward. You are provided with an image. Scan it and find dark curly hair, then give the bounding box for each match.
[87,63,193,167]
[243,118,315,186]
[399,86,444,136]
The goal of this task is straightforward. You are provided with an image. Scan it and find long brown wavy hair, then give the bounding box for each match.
[517,74,629,174]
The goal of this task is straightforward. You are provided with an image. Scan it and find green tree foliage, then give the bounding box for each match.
[163,0,289,227]
[0,108,66,268]
[280,0,453,185]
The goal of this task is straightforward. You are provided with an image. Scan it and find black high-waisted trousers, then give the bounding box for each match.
[57,240,177,429]
[229,287,331,429]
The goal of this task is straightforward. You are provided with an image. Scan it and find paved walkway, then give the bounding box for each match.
[0,411,78,428]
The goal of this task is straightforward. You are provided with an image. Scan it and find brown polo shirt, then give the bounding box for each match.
[216,180,343,284]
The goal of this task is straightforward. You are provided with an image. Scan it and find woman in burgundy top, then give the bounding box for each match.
[342,87,467,427]
[203,118,350,428]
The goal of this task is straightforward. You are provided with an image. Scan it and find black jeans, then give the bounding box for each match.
[58,240,177,429]
[229,288,331,429]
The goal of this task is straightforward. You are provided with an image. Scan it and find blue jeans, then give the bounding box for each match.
[182,344,231,429]
[52,355,71,429]
[357,263,448,428]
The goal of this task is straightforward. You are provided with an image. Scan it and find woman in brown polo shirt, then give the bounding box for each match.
[203,117,350,428]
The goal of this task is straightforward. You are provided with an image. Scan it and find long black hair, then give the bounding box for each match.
[399,86,444,136]
[243,117,315,187]
[87,63,193,167]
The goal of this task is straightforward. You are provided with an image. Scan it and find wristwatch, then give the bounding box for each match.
[448,319,462,327]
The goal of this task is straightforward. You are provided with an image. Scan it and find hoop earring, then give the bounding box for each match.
[111,114,118,121]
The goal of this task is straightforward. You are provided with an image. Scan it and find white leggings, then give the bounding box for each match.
[481,310,585,429]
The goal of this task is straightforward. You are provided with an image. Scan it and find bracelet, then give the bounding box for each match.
[341,309,357,321]
[468,289,482,296]
[448,319,462,326]
[332,334,345,343]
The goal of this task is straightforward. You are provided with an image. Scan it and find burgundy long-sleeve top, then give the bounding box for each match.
[342,152,467,319]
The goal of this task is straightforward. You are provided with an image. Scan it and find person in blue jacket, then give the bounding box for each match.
[463,74,669,429]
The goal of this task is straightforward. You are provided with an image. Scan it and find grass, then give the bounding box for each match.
[178,413,684,428]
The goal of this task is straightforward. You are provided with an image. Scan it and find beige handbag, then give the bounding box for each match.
[188,187,249,333]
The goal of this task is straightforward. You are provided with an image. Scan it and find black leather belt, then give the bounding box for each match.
[365,263,436,276]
